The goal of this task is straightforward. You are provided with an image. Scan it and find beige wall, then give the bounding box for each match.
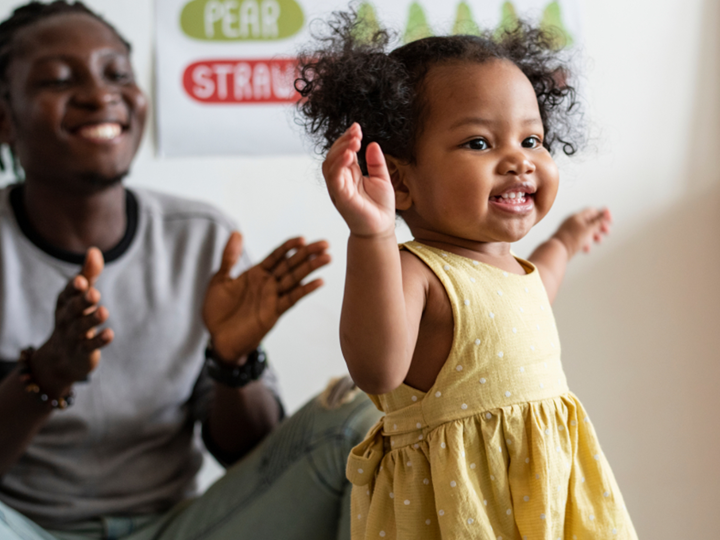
[0,0,717,536]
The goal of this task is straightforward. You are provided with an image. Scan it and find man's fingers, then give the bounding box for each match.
[82,247,104,285]
[73,305,109,337]
[277,278,324,314]
[56,274,89,309]
[81,327,114,352]
[260,237,306,272]
[271,240,330,292]
[57,248,103,313]
[276,252,332,294]
[57,288,102,328]
[217,231,244,278]
[272,240,329,277]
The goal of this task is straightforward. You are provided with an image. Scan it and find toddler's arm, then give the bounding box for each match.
[529,208,612,303]
[323,124,422,394]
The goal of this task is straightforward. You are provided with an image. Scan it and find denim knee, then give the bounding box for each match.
[304,387,382,496]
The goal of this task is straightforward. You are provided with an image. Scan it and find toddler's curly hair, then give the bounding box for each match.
[295,10,583,174]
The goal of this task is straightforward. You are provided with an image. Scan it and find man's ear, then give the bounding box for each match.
[384,154,413,212]
[0,96,15,146]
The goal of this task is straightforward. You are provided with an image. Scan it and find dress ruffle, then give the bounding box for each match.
[350,394,634,539]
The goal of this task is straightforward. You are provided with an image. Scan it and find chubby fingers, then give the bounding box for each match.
[584,207,612,251]
[324,123,362,169]
[364,142,391,183]
[322,124,362,183]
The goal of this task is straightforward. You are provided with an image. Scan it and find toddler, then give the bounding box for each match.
[297,12,638,540]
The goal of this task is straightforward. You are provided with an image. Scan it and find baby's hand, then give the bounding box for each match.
[321,123,396,237]
[553,207,612,258]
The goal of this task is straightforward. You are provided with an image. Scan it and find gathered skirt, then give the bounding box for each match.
[347,393,638,540]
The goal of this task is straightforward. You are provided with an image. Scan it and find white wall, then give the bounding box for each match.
[0,0,718,537]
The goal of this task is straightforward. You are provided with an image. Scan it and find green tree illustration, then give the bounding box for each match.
[453,2,481,36]
[403,2,433,43]
[353,2,381,45]
[495,1,519,38]
[540,1,574,49]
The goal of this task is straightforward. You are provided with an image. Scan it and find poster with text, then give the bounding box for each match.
[155,0,581,157]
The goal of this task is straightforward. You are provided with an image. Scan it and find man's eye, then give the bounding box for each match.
[41,78,71,88]
[465,138,489,150]
[108,71,132,84]
[522,136,542,148]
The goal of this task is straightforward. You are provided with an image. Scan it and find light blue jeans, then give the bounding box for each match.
[0,390,381,540]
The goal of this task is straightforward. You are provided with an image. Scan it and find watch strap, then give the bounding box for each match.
[205,345,267,388]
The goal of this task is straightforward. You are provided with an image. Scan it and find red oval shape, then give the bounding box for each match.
[182,58,300,104]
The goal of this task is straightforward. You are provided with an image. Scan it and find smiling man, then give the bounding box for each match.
[0,2,379,540]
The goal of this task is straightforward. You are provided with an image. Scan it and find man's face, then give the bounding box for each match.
[1,13,147,192]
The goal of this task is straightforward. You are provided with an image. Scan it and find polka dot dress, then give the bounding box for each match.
[346,241,637,540]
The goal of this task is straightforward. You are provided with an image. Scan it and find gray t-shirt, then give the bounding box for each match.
[0,185,280,528]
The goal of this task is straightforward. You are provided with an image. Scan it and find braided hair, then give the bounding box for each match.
[0,1,131,176]
[296,10,584,175]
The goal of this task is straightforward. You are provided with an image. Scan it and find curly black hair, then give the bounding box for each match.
[295,10,583,174]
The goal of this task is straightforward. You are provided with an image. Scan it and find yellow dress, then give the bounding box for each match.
[347,241,638,540]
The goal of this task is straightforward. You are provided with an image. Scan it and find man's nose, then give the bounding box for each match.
[71,79,120,109]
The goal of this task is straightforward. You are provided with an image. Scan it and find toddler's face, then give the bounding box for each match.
[398,59,559,246]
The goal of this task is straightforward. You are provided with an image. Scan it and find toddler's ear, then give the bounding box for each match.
[384,155,413,212]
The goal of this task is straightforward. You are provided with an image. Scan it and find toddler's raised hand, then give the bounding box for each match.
[553,207,612,258]
[322,123,396,237]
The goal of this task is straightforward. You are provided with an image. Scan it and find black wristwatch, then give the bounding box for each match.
[204,344,267,388]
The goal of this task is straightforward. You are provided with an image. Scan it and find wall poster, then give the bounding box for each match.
[155,0,581,157]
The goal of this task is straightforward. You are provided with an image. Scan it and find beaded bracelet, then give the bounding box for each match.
[18,347,74,410]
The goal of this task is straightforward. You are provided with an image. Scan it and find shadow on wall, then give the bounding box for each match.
[556,0,720,536]
[555,184,720,538]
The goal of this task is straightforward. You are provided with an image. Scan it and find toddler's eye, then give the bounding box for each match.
[465,138,489,150]
[522,136,542,148]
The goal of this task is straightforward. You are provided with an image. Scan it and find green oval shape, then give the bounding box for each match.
[352,2,380,45]
[180,0,304,41]
[541,1,574,49]
[403,2,433,44]
[495,1,519,39]
[453,2,480,36]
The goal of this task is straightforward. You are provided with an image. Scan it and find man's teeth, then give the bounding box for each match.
[77,123,122,140]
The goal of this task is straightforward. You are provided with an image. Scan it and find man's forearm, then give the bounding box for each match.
[205,381,282,464]
[0,367,54,476]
